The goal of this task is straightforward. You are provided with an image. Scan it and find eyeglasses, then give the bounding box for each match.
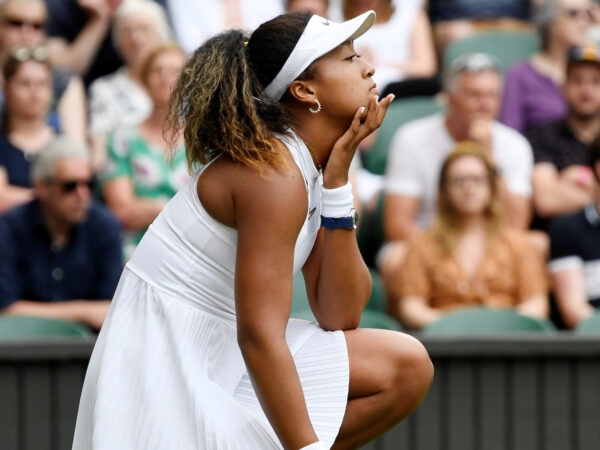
[3,17,45,30]
[10,46,49,62]
[50,179,96,194]
[563,8,592,21]
[448,175,488,188]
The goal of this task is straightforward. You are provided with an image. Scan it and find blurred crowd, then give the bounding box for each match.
[0,0,599,333]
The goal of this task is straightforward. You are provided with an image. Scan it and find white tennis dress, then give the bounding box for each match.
[72,132,350,450]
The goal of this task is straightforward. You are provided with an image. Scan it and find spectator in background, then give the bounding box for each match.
[0,50,56,213]
[343,0,437,95]
[395,143,548,330]
[527,44,600,231]
[101,43,189,260]
[548,134,600,328]
[379,53,534,312]
[87,0,172,170]
[0,136,122,332]
[0,0,87,142]
[40,0,120,83]
[165,0,284,55]
[501,0,592,134]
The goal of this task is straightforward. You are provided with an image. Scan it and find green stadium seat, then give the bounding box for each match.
[575,312,600,334]
[422,307,556,335]
[443,29,540,74]
[0,315,94,340]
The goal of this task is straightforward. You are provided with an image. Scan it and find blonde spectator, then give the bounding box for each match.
[87,0,173,170]
[101,43,189,260]
[396,142,549,330]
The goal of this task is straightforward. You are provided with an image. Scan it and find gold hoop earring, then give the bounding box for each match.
[309,99,322,114]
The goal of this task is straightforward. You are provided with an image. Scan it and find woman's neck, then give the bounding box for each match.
[456,215,488,232]
[533,43,570,84]
[7,117,53,152]
[292,115,343,171]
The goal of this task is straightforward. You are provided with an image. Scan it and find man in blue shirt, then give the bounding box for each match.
[0,136,122,331]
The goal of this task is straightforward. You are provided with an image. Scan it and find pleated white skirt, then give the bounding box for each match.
[72,268,350,449]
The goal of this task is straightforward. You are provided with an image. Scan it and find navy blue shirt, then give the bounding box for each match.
[0,134,34,188]
[548,204,600,308]
[428,0,531,22]
[0,199,123,307]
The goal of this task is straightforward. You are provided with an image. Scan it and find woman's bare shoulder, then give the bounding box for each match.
[197,142,306,228]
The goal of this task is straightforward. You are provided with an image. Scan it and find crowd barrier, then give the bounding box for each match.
[1,333,599,450]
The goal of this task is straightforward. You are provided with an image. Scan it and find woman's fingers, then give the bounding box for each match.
[327,94,396,173]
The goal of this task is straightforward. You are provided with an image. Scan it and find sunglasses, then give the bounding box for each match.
[450,53,500,74]
[3,17,44,30]
[448,175,489,188]
[50,179,96,194]
[10,46,49,62]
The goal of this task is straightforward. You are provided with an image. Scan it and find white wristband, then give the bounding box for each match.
[299,442,327,450]
[321,182,354,218]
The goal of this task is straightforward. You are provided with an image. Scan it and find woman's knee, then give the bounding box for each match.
[387,334,434,402]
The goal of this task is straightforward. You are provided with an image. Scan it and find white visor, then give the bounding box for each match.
[263,10,376,100]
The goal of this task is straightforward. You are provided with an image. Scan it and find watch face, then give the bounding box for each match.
[351,208,358,228]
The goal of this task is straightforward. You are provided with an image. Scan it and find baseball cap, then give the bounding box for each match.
[263,10,376,100]
[567,44,600,70]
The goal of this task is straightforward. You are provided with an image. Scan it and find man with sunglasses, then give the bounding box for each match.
[0,136,123,331]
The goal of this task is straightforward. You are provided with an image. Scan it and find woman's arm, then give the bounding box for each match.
[516,294,549,320]
[57,76,88,142]
[303,95,394,331]
[3,300,110,331]
[0,169,34,214]
[234,159,320,450]
[552,267,595,328]
[399,9,437,79]
[45,0,115,76]
[103,178,166,230]
[397,295,442,330]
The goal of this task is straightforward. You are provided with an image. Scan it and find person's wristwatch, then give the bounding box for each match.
[321,208,358,230]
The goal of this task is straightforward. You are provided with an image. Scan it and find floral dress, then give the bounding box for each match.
[102,127,190,259]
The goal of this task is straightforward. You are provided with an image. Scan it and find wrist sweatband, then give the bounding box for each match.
[299,442,327,450]
[321,182,354,218]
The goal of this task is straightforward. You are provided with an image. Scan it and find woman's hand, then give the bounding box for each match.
[322,93,394,188]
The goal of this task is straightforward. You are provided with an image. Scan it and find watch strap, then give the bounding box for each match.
[321,216,354,229]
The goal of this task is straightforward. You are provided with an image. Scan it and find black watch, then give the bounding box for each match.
[321,208,358,230]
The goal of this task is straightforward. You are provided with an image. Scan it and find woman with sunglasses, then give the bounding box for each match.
[501,0,593,134]
[100,43,189,261]
[73,10,433,450]
[395,142,549,331]
[0,51,55,213]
